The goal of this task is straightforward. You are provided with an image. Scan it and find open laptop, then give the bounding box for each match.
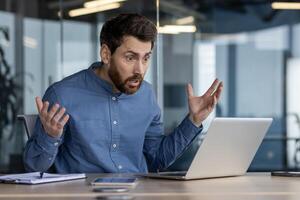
[143,117,273,180]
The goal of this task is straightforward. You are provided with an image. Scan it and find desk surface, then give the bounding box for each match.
[1,173,300,199]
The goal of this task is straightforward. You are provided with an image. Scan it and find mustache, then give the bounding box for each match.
[126,73,143,82]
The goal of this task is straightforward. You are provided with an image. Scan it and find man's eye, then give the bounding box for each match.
[126,56,134,61]
[144,57,150,62]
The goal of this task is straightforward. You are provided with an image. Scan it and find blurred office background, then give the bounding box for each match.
[1,0,300,173]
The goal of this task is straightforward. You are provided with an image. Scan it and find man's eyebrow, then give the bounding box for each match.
[145,52,152,56]
[125,50,152,56]
[125,51,138,55]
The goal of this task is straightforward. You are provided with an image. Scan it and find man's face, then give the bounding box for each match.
[107,36,152,94]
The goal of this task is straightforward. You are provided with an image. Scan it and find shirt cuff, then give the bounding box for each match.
[35,123,61,153]
[178,115,203,142]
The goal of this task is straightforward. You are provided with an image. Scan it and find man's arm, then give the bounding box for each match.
[143,110,202,172]
[143,79,223,172]
[23,86,69,172]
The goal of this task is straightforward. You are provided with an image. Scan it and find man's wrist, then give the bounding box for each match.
[42,124,62,139]
[189,114,202,127]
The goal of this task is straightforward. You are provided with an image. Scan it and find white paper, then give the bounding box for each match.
[0,172,86,184]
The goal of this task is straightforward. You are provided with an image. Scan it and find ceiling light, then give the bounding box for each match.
[176,16,194,25]
[69,3,121,17]
[158,29,179,34]
[158,25,197,34]
[84,0,126,8]
[24,36,37,49]
[272,2,300,9]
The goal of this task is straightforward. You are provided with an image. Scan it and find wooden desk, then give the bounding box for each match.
[1,173,300,199]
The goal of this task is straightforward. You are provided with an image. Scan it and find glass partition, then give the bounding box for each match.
[159,0,299,171]
[0,0,63,172]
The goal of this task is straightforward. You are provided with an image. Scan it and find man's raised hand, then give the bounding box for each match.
[35,97,69,138]
[187,79,223,127]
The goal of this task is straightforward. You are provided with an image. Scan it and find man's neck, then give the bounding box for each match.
[94,64,119,93]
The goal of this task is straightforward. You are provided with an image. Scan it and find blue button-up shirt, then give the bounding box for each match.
[23,62,203,173]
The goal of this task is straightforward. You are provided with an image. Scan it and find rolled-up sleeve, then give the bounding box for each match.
[143,96,203,172]
[23,86,65,172]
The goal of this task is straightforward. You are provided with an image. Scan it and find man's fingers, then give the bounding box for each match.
[35,97,43,114]
[57,114,69,129]
[215,82,223,101]
[187,83,194,98]
[204,78,219,97]
[51,107,66,125]
[41,101,49,117]
[207,96,217,112]
[47,104,60,121]
[213,95,217,106]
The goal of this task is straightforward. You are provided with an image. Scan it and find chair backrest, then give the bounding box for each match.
[17,114,38,139]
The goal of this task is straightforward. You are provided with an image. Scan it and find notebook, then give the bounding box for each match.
[0,172,86,185]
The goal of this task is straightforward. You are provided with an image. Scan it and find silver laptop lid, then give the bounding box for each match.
[185,118,272,179]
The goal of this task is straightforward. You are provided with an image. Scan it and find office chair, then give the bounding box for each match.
[18,114,58,173]
[17,114,38,139]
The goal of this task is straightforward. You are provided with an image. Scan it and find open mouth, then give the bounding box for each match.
[128,79,140,87]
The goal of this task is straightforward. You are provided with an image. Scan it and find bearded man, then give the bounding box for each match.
[23,13,223,173]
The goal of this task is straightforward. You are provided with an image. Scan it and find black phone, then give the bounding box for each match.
[271,171,300,177]
[96,196,134,200]
[93,187,130,193]
[91,177,137,187]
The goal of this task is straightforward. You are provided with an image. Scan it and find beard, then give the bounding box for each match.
[108,62,143,95]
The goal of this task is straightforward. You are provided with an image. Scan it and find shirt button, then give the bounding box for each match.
[113,121,117,125]
[118,165,123,169]
[54,142,59,146]
[48,157,52,161]
[112,144,117,148]
[112,97,116,101]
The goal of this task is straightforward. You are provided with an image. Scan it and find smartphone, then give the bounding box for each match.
[96,196,134,200]
[91,177,137,187]
[271,171,300,177]
[93,187,130,193]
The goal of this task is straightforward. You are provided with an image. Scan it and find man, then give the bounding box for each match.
[23,13,223,173]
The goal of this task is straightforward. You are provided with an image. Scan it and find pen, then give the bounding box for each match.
[40,172,44,179]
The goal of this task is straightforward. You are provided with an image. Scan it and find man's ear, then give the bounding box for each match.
[100,44,111,64]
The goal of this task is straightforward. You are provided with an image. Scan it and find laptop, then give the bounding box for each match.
[143,117,273,180]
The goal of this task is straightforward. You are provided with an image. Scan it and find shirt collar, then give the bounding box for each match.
[87,62,115,95]
[87,62,144,99]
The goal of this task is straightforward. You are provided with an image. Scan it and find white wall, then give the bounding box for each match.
[24,18,43,114]
[62,21,95,77]
[43,20,61,91]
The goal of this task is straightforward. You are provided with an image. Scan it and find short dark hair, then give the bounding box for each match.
[100,13,157,54]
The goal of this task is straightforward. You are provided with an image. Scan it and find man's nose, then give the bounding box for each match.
[134,59,144,74]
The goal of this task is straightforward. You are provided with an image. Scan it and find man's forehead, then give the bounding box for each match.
[120,36,152,55]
